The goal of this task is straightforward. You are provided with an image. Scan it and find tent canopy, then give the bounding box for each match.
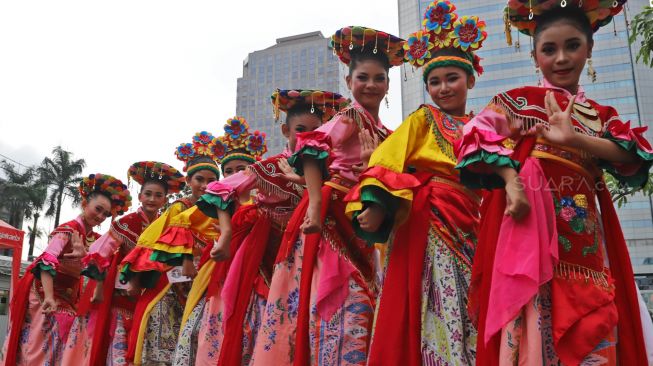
[0,219,24,301]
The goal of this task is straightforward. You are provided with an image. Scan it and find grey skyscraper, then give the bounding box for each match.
[236,31,347,155]
[399,0,653,304]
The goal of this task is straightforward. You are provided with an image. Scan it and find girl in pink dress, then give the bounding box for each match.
[1,173,131,366]
[250,27,405,366]
[61,162,185,366]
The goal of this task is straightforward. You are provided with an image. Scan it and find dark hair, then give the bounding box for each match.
[141,179,168,194]
[534,6,593,46]
[186,155,218,179]
[87,191,112,204]
[348,51,391,76]
[285,104,324,125]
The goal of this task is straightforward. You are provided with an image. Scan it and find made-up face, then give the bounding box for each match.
[187,169,218,199]
[425,65,474,116]
[139,181,167,217]
[282,112,323,152]
[82,194,112,227]
[222,159,249,178]
[346,59,389,113]
[533,22,592,94]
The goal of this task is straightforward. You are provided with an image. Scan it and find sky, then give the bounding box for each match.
[0,1,404,259]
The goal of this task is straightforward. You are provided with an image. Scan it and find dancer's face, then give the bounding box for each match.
[346,59,389,113]
[425,66,474,116]
[187,169,218,199]
[282,112,322,152]
[82,194,112,227]
[533,23,592,94]
[222,159,249,178]
[139,181,166,217]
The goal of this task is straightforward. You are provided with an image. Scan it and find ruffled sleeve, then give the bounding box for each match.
[345,107,429,243]
[81,231,120,280]
[456,103,521,189]
[196,175,252,218]
[288,130,333,180]
[600,116,653,189]
[30,233,69,279]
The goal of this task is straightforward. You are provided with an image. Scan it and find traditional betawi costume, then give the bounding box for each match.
[2,173,131,366]
[250,27,404,366]
[456,0,653,364]
[59,162,185,366]
[173,116,268,365]
[119,132,223,365]
[344,2,486,365]
[183,90,347,366]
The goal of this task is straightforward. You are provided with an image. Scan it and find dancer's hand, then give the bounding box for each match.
[504,176,530,221]
[210,232,232,262]
[359,129,379,168]
[301,202,322,234]
[41,296,57,314]
[536,91,577,148]
[63,232,87,258]
[181,258,197,278]
[357,204,385,232]
[279,158,305,184]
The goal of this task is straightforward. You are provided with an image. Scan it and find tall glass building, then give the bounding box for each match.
[399,0,653,303]
[236,31,346,155]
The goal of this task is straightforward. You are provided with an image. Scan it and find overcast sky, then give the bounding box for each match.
[0,1,403,258]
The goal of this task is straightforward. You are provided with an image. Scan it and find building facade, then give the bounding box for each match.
[399,0,653,306]
[236,31,347,155]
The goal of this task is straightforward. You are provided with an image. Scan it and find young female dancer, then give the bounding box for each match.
[456,1,653,364]
[251,27,405,366]
[2,173,131,365]
[346,2,486,364]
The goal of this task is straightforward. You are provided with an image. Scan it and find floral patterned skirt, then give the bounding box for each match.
[250,236,375,366]
[173,296,206,365]
[419,226,477,365]
[498,283,617,365]
[1,286,76,366]
[140,288,184,365]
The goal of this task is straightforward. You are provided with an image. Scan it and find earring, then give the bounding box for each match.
[535,65,542,86]
[385,94,389,109]
[587,58,597,83]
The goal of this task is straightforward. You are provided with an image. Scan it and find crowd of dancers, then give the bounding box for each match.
[3,0,653,365]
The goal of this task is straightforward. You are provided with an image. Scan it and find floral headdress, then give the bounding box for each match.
[330,26,406,67]
[216,116,268,169]
[505,0,626,38]
[404,0,487,82]
[79,173,132,216]
[174,131,222,178]
[271,89,350,122]
[127,161,186,194]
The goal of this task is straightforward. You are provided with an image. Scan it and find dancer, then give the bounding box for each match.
[173,117,269,365]
[2,173,131,366]
[345,2,486,364]
[457,1,653,364]
[62,162,184,365]
[251,27,405,366]
[186,89,346,366]
[119,132,221,365]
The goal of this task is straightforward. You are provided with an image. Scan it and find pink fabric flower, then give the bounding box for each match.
[560,206,576,222]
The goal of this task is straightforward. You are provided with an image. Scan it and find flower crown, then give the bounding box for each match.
[404,0,487,79]
[217,117,268,166]
[79,173,132,216]
[127,161,186,194]
[174,131,222,178]
[505,0,626,39]
[271,89,350,122]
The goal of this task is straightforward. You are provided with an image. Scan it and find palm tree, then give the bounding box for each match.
[26,222,46,260]
[0,162,42,228]
[38,146,86,228]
